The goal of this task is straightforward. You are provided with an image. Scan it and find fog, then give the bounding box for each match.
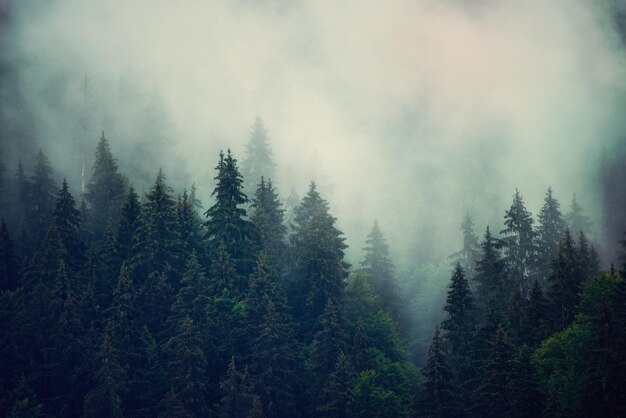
[2,0,625,269]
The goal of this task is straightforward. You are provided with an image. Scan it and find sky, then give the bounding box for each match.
[1,0,625,267]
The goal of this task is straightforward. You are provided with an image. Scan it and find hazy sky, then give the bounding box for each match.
[3,0,625,266]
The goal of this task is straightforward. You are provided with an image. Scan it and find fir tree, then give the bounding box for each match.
[83,329,124,418]
[116,185,141,263]
[441,263,474,361]
[536,187,566,285]
[522,279,549,347]
[546,229,583,331]
[500,189,536,294]
[241,117,276,199]
[84,132,127,241]
[205,150,259,289]
[51,179,84,271]
[290,182,348,335]
[451,213,481,280]
[250,178,287,277]
[24,150,56,256]
[317,350,354,417]
[564,193,592,237]
[361,221,403,328]
[474,226,507,314]
[0,217,20,290]
[176,190,206,262]
[422,326,460,418]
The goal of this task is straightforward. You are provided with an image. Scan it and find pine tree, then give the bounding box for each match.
[310,298,347,403]
[51,179,85,271]
[0,217,20,290]
[564,193,592,237]
[546,229,583,331]
[507,345,543,418]
[474,325,514,418]
[84,132,127,241]
[290,182,348,334]
[176,190,206,262]
[474,226,507,313]
[83,329,124,418]
[422,326,460,418]
[451,213,481,279]
[205,150,259,289]
[131,169,182,294]
[500,189,536,294]
[250,178,287,277]
[441,263,474,361]
[162,316,208,417]
[116,185,141,263]
[317,351,354,417]
[216,357,257,418]
[536,187,566,285]
[241,117,276,199]
[361,221,403,328]
[522,279,549,347]
[24,150,56,256]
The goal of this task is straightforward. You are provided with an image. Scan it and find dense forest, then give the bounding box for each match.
[0,124,624,417]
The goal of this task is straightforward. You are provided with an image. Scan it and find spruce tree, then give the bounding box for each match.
[317,351,354,417]
[536,187,566,285]
[250,178,287,277]
[290,182,348,334]
[474,226,507,314]
[451,213,481,280]
[0,217,20,290]
[24,150,56,256]
[176,190,206,261]
[522,279,549,347]
[84,132,127,241]
[500,189,536,294]
[564,193,592,237]
[116,185,141,263]
[241,117,276,199]
[216,357,257,418]
[546,229,582,331]
[51,179,84,271]
[361,221,403,328]
[422,326,460,418]
[441,263,474,361]
[507,345,543,418]
[204,150,259,289]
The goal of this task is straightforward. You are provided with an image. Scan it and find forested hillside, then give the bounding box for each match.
[0,130,624,417]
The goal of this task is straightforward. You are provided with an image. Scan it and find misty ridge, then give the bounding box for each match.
[1,0,626,417]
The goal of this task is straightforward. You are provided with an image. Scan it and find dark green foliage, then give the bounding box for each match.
[51,179,85,271]
[0,217,20,290]
[176,190,206,262]
[131,170,182,284]
[250,178,287,277]
[116,185,141,263]
[205,150,259,288]
[241,117,276,199]
[84,133,127,241]
[501,189,536,294]
[536,187,566,285]
[546,229,583,331]
[216,357,258,418]
[83,330,124,418]
[522,279,550,347]
[507,345,543,418]
[474,226,507,314]
[361,221,404,329]
[23,150,56,256]
[422,326,461,418]
[317,351,354,417]
[290,182,348,335]
[441,263,474,360]
[474,325,514,418]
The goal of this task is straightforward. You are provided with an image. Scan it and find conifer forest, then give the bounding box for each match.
[1,1,626,417]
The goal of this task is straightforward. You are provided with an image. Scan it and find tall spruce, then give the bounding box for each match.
[84,132,127,241]
[250,178,287,277]
[500,189,536,294]
[51,179,84,271]
[441,263,474,361]
[176,190,206,262]
[536,187,566,285]
[241,117,276,199]
[451,213,481,280]
[204,150,259,289]
[116,185,141,263]
[422,326,461,418]
[474,226,507,314]
[24,150,56,256]
[361,221,403,328]
[290,182,348,334]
